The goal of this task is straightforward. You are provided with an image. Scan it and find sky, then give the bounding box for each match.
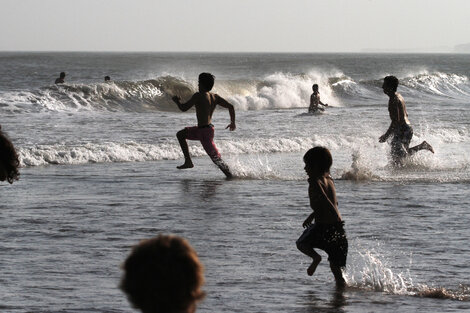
[1,0,469,52]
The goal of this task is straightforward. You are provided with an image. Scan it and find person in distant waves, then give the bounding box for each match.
[379,76,434,165]
[309,84,328,113]
[104,76,111,82]
[120,234,205,313]
[0,126,20,184]
[172,73,236,178]
[55,72,66,84]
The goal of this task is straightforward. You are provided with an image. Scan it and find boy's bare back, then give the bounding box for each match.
[194,92,219,127]
[309,175,342,224]
[388,93,410,127]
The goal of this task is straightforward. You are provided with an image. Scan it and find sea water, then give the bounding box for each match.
[0,52,469,312]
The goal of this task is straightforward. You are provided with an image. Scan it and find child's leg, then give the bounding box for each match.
[176,128,194,169]
[200,128,233,178]
[211,157,233,178]
[408,141,434,155]
[330,264,346,287]
[307,253,322,276]
[296,238,321,276]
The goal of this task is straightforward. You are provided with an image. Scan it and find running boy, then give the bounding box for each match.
[379,75,434,165]
[296,147,347,287]
[309,84,328,113]
[172,73,236,178]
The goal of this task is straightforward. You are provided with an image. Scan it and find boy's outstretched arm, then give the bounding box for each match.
[172,94,197,112]
[216,95,236,131]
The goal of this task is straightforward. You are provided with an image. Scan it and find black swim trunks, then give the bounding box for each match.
[391,123,413,160]
[296,221,348,267]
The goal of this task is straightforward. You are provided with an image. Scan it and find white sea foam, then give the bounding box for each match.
[17,131,470,183]
[225,71,341,111]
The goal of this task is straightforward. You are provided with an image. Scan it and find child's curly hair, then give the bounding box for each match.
[0,129,20,184]
[120,234,205,313]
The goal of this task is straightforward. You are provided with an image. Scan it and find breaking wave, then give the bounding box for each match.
[1,71,469,113]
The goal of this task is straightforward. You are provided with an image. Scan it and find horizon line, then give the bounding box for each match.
[0,50,466,55]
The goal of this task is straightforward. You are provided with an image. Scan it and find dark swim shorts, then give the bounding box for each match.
[391,123,413,159]
[296,221,348,267]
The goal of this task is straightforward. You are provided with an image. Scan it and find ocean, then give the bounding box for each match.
[0,52,469,312]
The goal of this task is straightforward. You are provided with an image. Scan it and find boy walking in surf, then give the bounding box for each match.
[296,147,348,287]
[379,76,434,165]
[309,84,328,113]
[172,73,236,178]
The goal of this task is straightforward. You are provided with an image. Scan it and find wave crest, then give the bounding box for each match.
[1,71,469,113]
[0,76,194,113]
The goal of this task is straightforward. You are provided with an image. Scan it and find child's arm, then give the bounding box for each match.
[379,122,394,142]
[303,212,315,228]
[380,101,399,142]
[215,95,236,131]
[172,94,198,112]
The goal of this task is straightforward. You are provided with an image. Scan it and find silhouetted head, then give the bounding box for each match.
[104,76,110,81]
[0,130,20,184]
[60,72,66,79]
[382,75,399,94]
[198,73,215,92]
[120,234,205,313]
[304,146,332,177]
[312,84,319,92]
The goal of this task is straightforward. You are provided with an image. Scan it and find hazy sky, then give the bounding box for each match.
[1,0,469,52]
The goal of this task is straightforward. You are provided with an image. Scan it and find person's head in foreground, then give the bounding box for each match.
[120,234,205,313]
[0,129,20,184]
[312,84,319,92]
[198,73,215,92]
[382,75,399,95]
[303,146,332,178]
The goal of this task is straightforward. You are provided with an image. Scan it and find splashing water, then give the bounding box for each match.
[344,244,470,301]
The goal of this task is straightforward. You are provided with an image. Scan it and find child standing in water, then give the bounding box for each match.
[309,84,328,113]
[172,73,236,178]
[296,147,347,287]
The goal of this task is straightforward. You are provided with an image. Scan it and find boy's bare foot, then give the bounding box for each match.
[307,255,321,276]
[421,141,434,153]
[177,161,194,169]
